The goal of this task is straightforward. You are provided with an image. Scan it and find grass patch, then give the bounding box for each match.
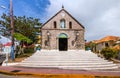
[8,52,34,63]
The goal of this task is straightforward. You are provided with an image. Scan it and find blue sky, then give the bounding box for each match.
[0,0,120,41]
[0,0,50,22]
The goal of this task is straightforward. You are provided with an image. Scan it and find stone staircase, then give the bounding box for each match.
[17,50,118,70]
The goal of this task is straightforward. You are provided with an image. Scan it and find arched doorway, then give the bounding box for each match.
[58,33,68,51]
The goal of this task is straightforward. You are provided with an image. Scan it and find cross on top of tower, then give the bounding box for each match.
[62,5,64,9]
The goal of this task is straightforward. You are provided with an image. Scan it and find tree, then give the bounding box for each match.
[0,13,42,42]
[0,24,6,35]
[85,41,96,52]
[14,33,32,44]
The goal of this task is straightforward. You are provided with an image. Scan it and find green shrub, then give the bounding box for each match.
[101,48,118,60]
[24,47,34,53]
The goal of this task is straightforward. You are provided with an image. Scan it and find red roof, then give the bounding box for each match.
[94,36,119,43]
[3,42,12,46]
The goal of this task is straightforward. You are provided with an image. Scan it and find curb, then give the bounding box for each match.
[0,69,120,78]
[0,70,95,78]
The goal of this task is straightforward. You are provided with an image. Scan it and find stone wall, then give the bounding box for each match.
[41,29,85,50]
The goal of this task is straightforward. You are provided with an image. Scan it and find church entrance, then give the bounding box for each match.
[58,33,68,51]
[59,38,68,51]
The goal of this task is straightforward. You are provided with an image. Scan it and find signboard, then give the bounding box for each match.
[3,46,11,53]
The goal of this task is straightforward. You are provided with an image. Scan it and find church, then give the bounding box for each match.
[17,7,118,71]
[41,7,85,51]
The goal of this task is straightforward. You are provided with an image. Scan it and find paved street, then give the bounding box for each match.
[0,74,19,78]
[0,74,38,78]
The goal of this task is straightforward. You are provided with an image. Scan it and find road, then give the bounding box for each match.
[0,74,39,78]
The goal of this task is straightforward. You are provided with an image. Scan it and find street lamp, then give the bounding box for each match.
[47,31,50,48]
[76,32,79,36]
[47,31,50,36]
[74,31,79,41]
[47,31,50,42]
[74,31,79,49]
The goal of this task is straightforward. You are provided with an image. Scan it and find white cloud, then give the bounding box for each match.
[0,0,7,16]
[44,0,120,41]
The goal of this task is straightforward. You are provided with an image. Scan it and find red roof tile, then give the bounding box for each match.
[94,36,119,44]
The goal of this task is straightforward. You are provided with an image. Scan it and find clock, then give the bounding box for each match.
[61,12,65,17]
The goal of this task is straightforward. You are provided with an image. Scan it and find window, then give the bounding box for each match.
[105,42,109,47]
[69,22,72,29]
[60,19,66,28]
[54,21,57,28]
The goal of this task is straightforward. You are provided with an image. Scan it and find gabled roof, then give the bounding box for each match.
[41,8,85,29]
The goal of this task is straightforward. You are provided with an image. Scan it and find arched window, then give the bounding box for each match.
[54,21,57,28]
[60,19,66,28]
[69,22,72,29]
[59,33,68,38]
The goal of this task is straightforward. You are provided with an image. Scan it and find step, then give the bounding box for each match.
[23,59,108,62]
[27,56,103,59]
[16,50,119,70]
[17,64,118,70]
[62,66,118,70]
[19,63,116,67]
[18,64,117,68]
[21,60,112,63]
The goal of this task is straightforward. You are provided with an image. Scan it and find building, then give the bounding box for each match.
[94,36,120,52]
[41,7,85,51]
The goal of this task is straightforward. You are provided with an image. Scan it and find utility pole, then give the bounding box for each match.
[10,0,14,61]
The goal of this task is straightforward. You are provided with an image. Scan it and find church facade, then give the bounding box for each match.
[41,7,85,51]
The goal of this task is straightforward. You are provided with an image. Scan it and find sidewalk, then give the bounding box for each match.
[0,66,120,77]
